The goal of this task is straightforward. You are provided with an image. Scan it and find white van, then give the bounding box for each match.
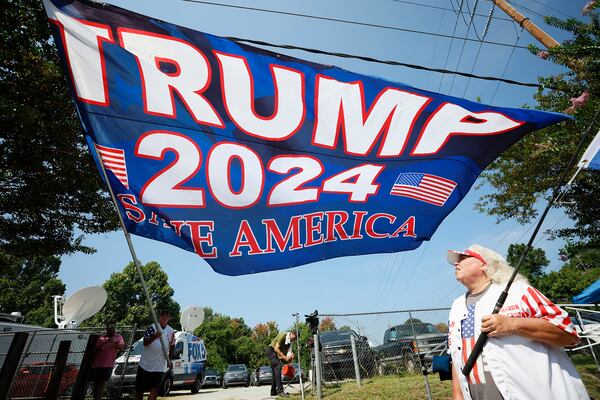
[107,331,207,396]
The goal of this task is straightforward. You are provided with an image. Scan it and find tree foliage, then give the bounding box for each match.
[0,0,118,258]
[319,316,336,332]
[195,309,279,372]
[535,248,600,302]
[475,8,600,247]
[506,243,549,284]
[86,261,180,329]
[0,252,65,327]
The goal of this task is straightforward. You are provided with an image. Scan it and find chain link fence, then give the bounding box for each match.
[309,304,600,393]
[313,308,450,385]
[562,304,600,370]
[0,325,145,399]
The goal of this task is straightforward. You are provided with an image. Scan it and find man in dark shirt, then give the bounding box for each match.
[265,331,297,397]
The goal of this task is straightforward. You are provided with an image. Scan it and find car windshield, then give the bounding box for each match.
[128,340,144,356]
[320,330,355,343]
[205,368,218,375]
[227,365,246,371]
[259,366,271,372]
[395,324,440,337]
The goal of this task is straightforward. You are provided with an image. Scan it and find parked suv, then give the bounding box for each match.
[222,364,250,388]
[254,365,273,386]
[107,331,207,396]
[319,329,377,381]
[202,368,222,388]
[374,322,447,374]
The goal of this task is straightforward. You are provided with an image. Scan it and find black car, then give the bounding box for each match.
[202,368,222,388]
[255,365,274,386]
[223,364,250,388]
[319,329,378,381]
[281,362,304,384]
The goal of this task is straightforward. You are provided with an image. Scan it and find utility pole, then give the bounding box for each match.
[493,0,559,48]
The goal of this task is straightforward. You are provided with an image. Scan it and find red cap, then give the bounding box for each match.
[447,249,487,266]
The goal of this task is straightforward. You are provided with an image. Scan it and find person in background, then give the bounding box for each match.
[135,311,175,400]
[265,330,297,397]
[446,244,588,400]
[90,321,124,400]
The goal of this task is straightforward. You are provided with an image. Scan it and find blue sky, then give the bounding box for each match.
[60,0,589,330]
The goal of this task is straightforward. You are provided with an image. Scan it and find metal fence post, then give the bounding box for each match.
[408,311,432,400]
[350,334,361,387]
[45,340,71,400]
[71,334,98,400]
[117,325,138,399]
[0,332,29,400]
[314,334,322,399]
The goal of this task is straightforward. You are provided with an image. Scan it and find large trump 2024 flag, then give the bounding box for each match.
[43,0,568,275]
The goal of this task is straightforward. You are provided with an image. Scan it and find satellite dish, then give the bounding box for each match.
[59,286,107,329]
[180,306,204,333]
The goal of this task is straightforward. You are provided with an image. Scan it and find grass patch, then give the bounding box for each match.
[290,374,452,400]
[290,358,600,399]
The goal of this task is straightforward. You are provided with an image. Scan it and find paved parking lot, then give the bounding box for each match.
[165,383,305,400]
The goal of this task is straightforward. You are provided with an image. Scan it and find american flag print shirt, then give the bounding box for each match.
[462,303,487,385]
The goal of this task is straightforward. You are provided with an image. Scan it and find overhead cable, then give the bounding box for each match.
[438,0,465,92]
[528,0,575,19]
[392,0,513,22]
[449,0,481,94]
[181,0,529,49]
[462,2,497,98]
[225,36,551,90]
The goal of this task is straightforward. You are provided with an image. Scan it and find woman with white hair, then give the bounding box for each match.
[446,244,588,400]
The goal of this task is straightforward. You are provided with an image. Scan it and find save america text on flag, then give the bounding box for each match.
[43,0,569,275]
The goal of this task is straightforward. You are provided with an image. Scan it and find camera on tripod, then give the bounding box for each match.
[305,310,319,335]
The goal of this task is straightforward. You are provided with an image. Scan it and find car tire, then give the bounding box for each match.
[245,380,250,387]
[191,374,203,393]
[402,353,416,374]
[63,385,74,397]
[160,377,172,396]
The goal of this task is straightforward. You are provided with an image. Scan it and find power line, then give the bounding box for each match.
[459,0,482,40]
[490,25,524,104]
[226,36,548,89]
[462,2,496,98]
[181,0,529,49]
[437,0,465,92]
[508,0,548,20]
[528,0,575,19]
[391,0,513,22]
[449,0,481,94]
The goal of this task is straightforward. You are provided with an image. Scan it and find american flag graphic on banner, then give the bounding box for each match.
[462,303,486,384]
[390,173,457,206]
[95,144,129,189]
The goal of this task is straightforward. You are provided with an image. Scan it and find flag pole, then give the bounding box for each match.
[90,142,171,366]
[462,109,600,376]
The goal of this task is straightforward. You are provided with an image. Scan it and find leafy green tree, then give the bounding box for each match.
[535,248,600,302]
[506,243,550,284]
[0,252,65,327]
[475,8,600,246]
[86,261,180,329]
[195,311,253,371]
[0,0,118,258]
[288,322,311,373]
